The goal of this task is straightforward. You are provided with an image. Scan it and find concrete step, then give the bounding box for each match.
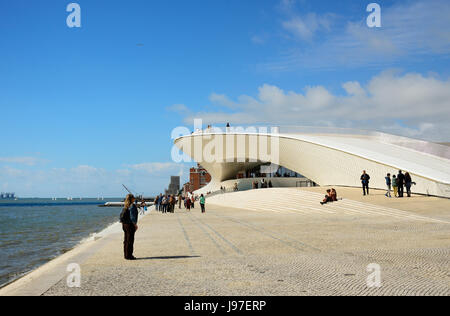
[207,188,447,224]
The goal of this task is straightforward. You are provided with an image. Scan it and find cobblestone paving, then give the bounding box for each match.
[43,189,450,296]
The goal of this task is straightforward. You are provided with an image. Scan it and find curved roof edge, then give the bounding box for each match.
[175,131,450,185]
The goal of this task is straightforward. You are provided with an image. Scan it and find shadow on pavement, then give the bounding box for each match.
[137,256,200,260]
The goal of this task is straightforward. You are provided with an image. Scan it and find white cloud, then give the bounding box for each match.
[251,35,266,45]
[166,104,191,116]
[282,13,333,41]
[179,71,450,141]
[278,0,297,13]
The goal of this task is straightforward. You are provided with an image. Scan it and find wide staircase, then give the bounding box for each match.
[206,188,447,224]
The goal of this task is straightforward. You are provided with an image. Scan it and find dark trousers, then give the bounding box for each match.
[122,223,136,259]
[201,203,205,213]
[363,183,369,195]
[405,183,411,197]
[398,184,404,197]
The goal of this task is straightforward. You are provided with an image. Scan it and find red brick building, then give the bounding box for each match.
[183,164,211,193]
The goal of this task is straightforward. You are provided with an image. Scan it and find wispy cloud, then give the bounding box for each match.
[282,13,334,41]
[127,162,181,174]
[0,156,47,166]
[262,0,450,71]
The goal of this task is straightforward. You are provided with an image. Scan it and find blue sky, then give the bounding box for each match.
[1,0,449,197]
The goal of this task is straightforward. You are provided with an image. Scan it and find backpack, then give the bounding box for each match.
[120,207,131,224]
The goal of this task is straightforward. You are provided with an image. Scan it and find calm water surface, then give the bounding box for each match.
[0,198,123,287]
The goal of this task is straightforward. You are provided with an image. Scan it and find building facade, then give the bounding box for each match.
[165,176,180,195]
[174,127,450,198]
[183,164,211,193]
[0,193,16,200]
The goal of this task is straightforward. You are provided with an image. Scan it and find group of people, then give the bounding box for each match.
[153,193,207,213]
[361,170,415,198]
[320,169,417,206]
[153,194,178,213]
[384,171,415,198]
[193,123,232,135]
[252,179,273,189]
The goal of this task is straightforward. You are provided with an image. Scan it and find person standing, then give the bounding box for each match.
[385,173,392,198]
[178,194,182,209]
[405,172,413,197]
[120,194,138,260]
[200,194,206,213]
[392,175,399,198]
[360,170,371,196]
[191,196,195,209]
[397,170,405,198]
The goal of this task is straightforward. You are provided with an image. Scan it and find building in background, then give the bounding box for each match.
[183,164,211,193]
[165,176,180,195]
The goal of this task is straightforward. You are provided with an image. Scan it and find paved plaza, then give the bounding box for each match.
[2,188,449,296]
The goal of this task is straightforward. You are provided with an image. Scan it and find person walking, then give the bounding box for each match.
[200,194,206,213]
[178,194,182,209]
[191,196,195,209]
[162,195,168,213]
[397,170,405,198]
[392,175,399,198]
[154,195,159,212]
[360,170,371,196]
[385,173,392,198]
[171,195,176,213]
[139,200,147,215]
[405,172,413,197]
[120,194,138,260]
[157,194,162,212]
[168,195,174,213]
[186,196,191,211]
